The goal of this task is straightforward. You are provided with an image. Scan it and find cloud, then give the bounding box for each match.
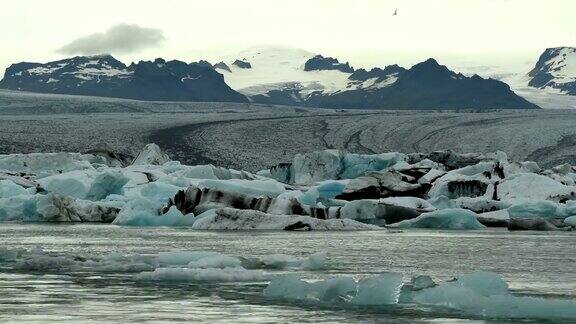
[57,24,165,55]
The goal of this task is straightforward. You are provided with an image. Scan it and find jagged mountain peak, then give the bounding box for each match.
[527,47,576,95]
[304,55,354,73]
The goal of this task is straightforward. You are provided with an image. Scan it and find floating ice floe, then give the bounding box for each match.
[264,271,576,320]
[0,145,576,231]
[0,247,326,283]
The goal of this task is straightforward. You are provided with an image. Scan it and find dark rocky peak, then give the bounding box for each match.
[529,47,575,76]
[3,54,128,79]
[404,58,456,80]
[304,55,354,73]
[349,64,406,81]
[528,47,576,94]
[214,61,231,72]
[193,60,213,69]
[153,58,167,66]
[232,59,252,69]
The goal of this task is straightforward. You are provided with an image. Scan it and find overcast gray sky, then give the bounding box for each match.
[1,0,575,76]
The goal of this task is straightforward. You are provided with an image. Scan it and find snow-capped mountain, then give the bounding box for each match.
[0,47,540,109]
[216,46,539,109]
[0,55,247,102]
[528,47,576,95]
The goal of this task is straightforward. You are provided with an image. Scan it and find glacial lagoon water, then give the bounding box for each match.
[0,224,575,323]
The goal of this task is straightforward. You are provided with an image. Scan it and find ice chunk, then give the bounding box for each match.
[477,209,510,227]
[0,180,29,198]
[380,197,435,211]
[290,150,343,185]
[351,273,404,305]
[85,170,129,200]
[315,180,347,199]
[0,152,102,176]
[130,182,183,203]
[418,169,446,184]
[0,195,41,221]
[38,170,93,199]
[37,194,120,222]
[414,272,576,320]
[389,208,486,230]
[264,273,403,305]
[113,203,196,227]
[427,195,458,209]
[187,255,242,269]
[197,179,286,198]
[287,150,406,185]
[337,171,429,200]
[135,267,269,282]
[428,173,490,200]
[38,169,128,201]
[341,152,406,179]
[565,216,576,227]
[498,173,576,202]
[157,251,222,266]
[192,208,381,231]
[339,198,428,225]
[263,275,357,302]
[169,164,258,181]
[131,143,171,166]
[507,201,564,219]
[242,252,326,270]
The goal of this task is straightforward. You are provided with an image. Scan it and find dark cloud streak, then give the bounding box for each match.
[57,24,165,55]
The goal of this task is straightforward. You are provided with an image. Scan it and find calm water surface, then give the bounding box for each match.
[0,224,574,323]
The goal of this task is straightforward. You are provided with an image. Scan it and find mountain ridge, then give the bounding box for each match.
[0,55,247,102]
[0,48,540,109]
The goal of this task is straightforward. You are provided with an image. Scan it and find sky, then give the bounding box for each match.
[1,0,575,77]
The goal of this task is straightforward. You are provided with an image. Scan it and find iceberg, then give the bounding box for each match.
[264,273,404,305]
[264,275,358,302]
[263,270,576,320]
[389,208,485,230]
[131,143,171,166]
[413,272,576,320]
[191,207,381,231]
[2,144,576,232]
[241,252,326,270]
[498,173,576,202]
[565,216,576,227]
[0,179,29,198]
[273,150,406,185]
[135,267,270,282]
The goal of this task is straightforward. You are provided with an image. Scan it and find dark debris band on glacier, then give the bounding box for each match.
[2,90,576,172]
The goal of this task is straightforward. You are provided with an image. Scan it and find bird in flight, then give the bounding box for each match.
[393,8,398,16]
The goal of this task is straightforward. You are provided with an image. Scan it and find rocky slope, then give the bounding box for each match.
[528,47,576,95]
